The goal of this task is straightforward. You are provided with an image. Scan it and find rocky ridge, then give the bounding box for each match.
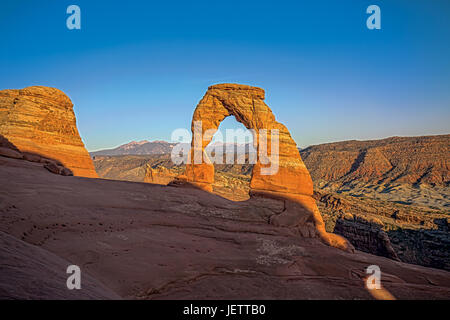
[301,135,449,188]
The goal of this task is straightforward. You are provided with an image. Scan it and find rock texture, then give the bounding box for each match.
[1,155,450,299]
[0,231,120,300]
[301,135,450,187]
[0,146,23,160]
[144,164,179,185]
[92,134,450,271]
[93,155,251,200]
[333,214,400,261]
[316,191,450,271]
[0,86,97,178]
[175,83,353,252]
[0,133,74,177]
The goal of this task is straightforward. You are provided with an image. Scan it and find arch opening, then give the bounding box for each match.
[205,115,256,201]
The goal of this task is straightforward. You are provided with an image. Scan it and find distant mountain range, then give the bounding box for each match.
[90,140,257,157]
[90,140,178,156]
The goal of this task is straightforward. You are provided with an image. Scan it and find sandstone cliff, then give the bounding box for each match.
[0,86,97,178]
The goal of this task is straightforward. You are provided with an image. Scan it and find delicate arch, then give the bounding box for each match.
[175,83,354,253]
[178,83,312,196]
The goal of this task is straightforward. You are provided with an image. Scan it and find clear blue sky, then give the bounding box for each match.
[1,0,449,151]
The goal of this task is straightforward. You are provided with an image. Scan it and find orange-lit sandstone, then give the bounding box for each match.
[0,86,97,178]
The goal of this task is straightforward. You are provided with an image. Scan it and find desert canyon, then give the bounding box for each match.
[0,84,449,300]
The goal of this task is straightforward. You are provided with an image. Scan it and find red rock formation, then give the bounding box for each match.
[144,164,177,185]
[176,83,353,252]
[0,86,97,178]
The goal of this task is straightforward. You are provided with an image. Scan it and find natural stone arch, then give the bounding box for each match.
[176,83,354,252]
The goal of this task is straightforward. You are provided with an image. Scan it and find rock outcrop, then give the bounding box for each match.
[175,83,353,252]
[0,86,97,178]
[144,164,178,185]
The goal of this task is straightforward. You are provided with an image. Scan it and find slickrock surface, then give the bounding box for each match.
[176,83,353,252]
[0,231,120,300]
[0,86,97,178]
[1,156,450,299]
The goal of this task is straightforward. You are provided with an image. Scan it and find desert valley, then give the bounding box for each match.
[0,85,449,300]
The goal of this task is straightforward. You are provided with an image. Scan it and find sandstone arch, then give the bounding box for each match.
[176,83,354,252]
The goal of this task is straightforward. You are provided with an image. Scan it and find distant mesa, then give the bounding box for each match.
[0,86,97,178]
[301,134,450,187]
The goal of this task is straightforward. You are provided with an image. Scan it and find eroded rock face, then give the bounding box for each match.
[176,83,353,252]
[334,215,400,261]
[315,191,450,271]
[144,164,178,185]
[0,86,97,178]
